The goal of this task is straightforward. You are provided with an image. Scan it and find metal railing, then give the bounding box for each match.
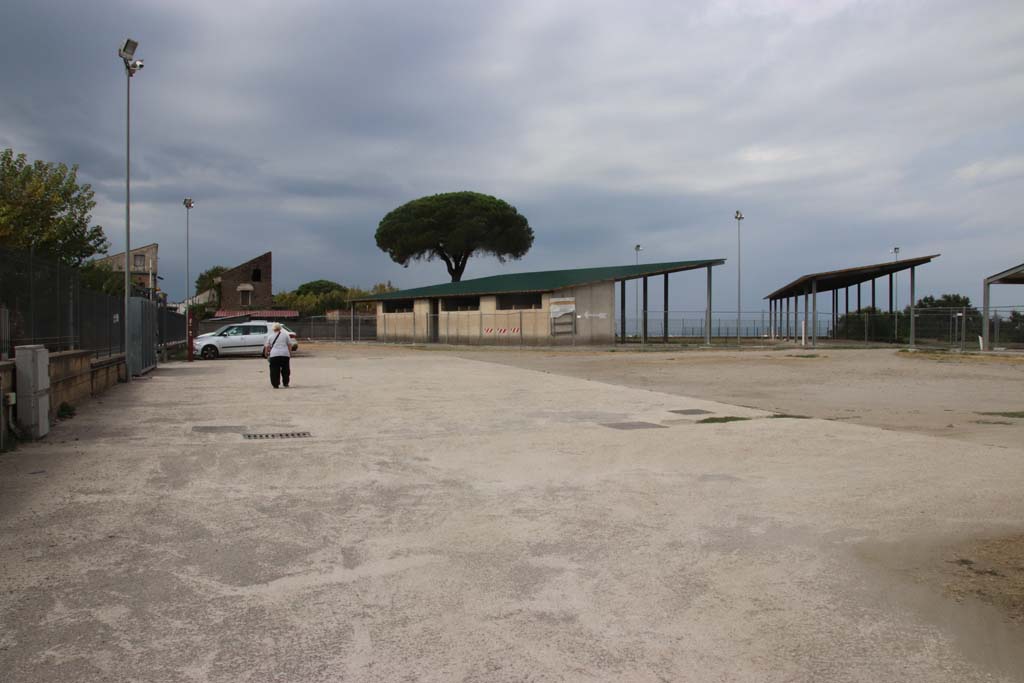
[0,247,186,358]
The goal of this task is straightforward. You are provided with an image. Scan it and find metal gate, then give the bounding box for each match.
[128,297,158,376]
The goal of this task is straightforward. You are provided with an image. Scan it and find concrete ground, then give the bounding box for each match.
[1,344,1023,682]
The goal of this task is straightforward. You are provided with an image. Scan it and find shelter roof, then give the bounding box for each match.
[985,262,1024,285]
[353,259,725,302]
[765,254,940,300]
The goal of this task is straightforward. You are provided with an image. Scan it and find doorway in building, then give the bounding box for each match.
[430,299,440,342]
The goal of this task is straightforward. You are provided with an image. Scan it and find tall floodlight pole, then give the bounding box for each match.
[184,198,194,361]
[634,244,643,338]
[735,210,744,346]
[119,39,144,381]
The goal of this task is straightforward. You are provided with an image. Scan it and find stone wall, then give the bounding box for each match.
[48,351,125,416]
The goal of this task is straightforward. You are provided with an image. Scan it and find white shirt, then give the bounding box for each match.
[265,328,291,358]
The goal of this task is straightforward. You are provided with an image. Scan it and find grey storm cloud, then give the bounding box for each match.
[1,0,1023,308]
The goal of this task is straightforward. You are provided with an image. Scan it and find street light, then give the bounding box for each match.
[119,38,144,381]
[184,198,194,361]
[735,210,744,346]
[634,244,643,338]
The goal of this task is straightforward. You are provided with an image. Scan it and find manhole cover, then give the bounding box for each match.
[243,432,312,440]
[670,409,713,415]
[602,422,667,430]
[192,425,248,433]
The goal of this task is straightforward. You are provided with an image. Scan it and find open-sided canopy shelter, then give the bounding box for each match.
[764,254,940,346]
[983,262,1024,350]
[355,259,725,345]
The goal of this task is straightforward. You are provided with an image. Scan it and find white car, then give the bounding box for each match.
[194,321,298,360]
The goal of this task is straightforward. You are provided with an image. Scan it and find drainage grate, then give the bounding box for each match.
[669,409,713,415]
[243,432,312,440]
[602,421,668,430]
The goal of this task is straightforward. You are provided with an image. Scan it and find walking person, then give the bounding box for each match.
[264,322,291,389]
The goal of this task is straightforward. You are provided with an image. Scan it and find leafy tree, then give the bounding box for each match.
[80,261,124,295]
[911,293,977,312]
[902,294,980,328]
[375,191,534,282]
[194,266,226,302]
[295,279,346,297]
[0,148,109,265]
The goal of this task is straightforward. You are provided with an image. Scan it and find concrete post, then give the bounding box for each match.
[663,273,669,344]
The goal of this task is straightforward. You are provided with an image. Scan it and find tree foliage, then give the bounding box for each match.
[295,279,345,297]
[375,191,534,282]
[273,280,397,316]
[910,293,977,313]
[195,266,227,301]
[80,261,124,295]
[0,148,108,265]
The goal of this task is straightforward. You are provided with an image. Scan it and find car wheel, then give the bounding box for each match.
[201,345,219,360]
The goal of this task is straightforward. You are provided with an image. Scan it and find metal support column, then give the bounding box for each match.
[888,274,893,314]
[642,276,648,344]
[704,266,712,345]
[857,283,861,312]
[871,279,876,310]
[909,266,916,347]
[785,297,790,339]
[812,280,818,347]
[620,280,626,342]
[845,287,849,338]
[983,278,991,351]
[663,273,669,344]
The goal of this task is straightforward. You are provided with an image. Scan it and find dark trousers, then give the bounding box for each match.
[269,356,290,388]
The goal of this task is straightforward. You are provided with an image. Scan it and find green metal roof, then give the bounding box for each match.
[354,259,725,301]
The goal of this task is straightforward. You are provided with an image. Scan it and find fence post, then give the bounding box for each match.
[961,306,967,351]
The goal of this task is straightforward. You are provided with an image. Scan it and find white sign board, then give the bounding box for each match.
[549,297,576,318]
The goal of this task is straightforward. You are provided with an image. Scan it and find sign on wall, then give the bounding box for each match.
[549,297,576,318]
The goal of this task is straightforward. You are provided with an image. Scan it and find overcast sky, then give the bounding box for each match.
[2,0,1023,310]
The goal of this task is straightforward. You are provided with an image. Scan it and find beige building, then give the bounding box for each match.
[95,243,161,297]
[356,259,723,345]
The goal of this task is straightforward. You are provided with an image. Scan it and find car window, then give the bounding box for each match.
[225,326,245,336]
[247,325,268,335]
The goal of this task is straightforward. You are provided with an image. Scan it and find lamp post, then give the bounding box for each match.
[634,244,642,338]
[735,210,744,346]
[119,38,144,381]
[184,198,194,361]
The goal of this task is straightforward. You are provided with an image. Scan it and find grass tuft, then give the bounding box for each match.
[976,411,1024,419]
[769,413,811,419]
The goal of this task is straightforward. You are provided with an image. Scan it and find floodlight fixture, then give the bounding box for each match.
[119,39,138,60]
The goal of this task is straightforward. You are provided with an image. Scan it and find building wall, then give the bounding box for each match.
[219,252,273,310]
[95,243,160,291]
[552,281,616,343]
[375,281,616,344]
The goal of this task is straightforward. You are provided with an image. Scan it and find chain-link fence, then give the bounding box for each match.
[290,316,377,342]
[987,306,1024,349]
[0,247,186,358]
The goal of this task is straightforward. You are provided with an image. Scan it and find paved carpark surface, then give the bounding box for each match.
[1,344,1022,682]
